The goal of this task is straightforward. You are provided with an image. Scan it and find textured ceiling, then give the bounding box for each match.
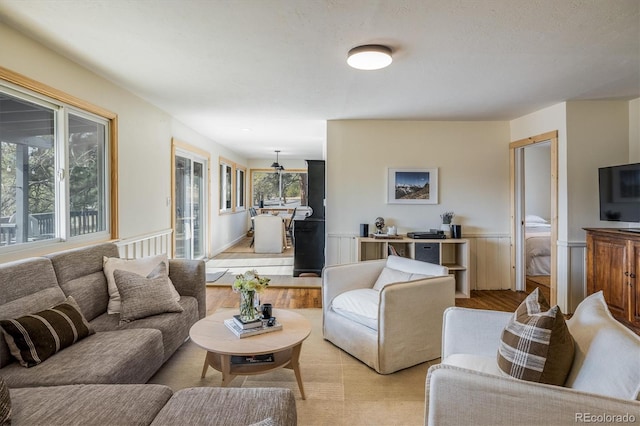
[0,0,638,160]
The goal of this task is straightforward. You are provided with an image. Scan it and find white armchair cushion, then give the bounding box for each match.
[565,291,640,400]
[331,288,379,330]
[372,267,430,291]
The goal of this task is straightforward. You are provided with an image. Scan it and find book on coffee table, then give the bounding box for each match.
[231,353,275,364]
[232,315,264,330]
[224,318,282,338]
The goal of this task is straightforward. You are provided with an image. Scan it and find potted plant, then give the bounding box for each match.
[440,211,454,237]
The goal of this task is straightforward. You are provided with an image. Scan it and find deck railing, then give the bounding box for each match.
[0,210,101,245]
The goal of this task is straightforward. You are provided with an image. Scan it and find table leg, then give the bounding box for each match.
[201,352,211,378]
[220,354,237,387]
[288,342,306,400]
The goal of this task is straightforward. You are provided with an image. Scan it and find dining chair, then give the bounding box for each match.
[285,207,297,247]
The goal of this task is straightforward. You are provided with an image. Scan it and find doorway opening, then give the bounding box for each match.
[510,131,558,305]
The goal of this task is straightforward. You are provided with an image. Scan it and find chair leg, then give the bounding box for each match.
[250,237,254,247]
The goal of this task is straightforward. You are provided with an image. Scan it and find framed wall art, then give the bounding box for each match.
[387,168,438,204]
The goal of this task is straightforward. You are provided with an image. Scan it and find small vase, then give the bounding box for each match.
[440,223,451,238]
[239,290,258,322]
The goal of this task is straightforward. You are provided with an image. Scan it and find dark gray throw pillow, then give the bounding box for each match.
[113,262,183,325]
[0,296,94,368]
[0,376,10,426]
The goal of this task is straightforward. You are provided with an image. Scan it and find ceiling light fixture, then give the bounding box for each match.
[347,44,393,70]
[271,150,285,172]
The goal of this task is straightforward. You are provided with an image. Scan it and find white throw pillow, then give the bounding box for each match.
[372,266,430,291]
[565,291,640,400]
[103,254,180,314]
[331,289,379,330]
[386,255,448,276]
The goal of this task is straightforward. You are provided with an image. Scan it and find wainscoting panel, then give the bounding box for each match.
[326,233,512,291]
[115,229,173,259]
[557,240,587,314]
[326,234,357,266]
[471,235,512,290]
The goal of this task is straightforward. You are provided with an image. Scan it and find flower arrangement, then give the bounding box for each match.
[440,211,455,224]
[232,269,271,293]
[233,270,270,322]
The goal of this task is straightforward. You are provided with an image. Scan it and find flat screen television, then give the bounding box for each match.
[598,162,640,223]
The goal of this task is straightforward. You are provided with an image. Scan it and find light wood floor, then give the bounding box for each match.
[206,286,530,314]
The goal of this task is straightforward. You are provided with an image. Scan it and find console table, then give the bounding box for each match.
[355,236,470,298]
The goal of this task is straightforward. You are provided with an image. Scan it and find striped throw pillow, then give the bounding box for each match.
[497,288,575,385]
[0,296,94,368]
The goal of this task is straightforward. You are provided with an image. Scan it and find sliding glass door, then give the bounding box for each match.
[174,150,207,259]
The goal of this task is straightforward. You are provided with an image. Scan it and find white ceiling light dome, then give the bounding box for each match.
[347,44,393,70]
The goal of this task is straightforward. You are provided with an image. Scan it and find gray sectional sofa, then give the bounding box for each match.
[0,242,297,425]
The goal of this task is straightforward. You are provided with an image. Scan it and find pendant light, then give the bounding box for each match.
[271,150,285,172]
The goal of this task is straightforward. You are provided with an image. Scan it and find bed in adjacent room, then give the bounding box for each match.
[524,215,551,276]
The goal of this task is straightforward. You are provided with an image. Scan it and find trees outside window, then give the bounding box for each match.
[251,170,307,208]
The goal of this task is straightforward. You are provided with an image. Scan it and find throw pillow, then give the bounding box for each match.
[497,288,574,385]
[0,296,94,368]
[113,263,183,325]
[0,376,10,426]
[564,291,640,400]
[372,267,430,291]
[103,254,180,314]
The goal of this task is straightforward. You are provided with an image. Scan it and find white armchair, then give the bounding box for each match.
[253,214,285,254]
[425,291,640,426]
[322,255,455,374]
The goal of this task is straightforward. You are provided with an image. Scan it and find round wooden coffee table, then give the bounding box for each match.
[189,309,311,399]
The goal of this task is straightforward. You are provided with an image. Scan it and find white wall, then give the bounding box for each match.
[326,120,511,235]
[630,97,640,162]
[326,120,513,290]
[0,22,248,260]
[524,143,551,220]
[566,101,631,234]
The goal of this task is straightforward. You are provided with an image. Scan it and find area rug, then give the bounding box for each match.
[148,308,432,425]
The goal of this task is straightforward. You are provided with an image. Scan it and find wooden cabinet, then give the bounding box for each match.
[585,228,640,333]
[356,236,470,298]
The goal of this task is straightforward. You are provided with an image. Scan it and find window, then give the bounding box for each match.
[236,168,245,210]
[0,81,113,251]
[218,157,247,214]
[219,161,233,212]
[251,170,307,208]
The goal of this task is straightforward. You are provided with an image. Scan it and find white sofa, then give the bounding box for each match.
[425,291,640,426]
[323,255,455,374]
